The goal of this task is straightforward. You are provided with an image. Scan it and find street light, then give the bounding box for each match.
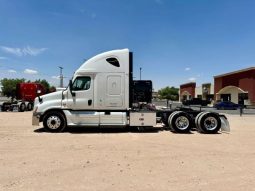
[59,66,63,88]
[140,67,142,80]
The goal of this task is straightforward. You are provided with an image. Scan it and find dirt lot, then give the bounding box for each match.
[0,112,255,191]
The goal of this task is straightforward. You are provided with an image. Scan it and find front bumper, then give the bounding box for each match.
[32,112,42,126]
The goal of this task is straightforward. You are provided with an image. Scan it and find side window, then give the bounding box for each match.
[72,77,91,91]
[106,57,120,67]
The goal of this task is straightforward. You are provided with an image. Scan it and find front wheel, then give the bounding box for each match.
[43,111,67,132]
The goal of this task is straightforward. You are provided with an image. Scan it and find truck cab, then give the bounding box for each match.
[32,49,141,132]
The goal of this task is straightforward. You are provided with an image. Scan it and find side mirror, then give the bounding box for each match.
[36,89,43,102]
[69,80,75,96]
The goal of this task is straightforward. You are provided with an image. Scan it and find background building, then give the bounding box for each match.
[195,83,214,101]
[180,82,214,102]
[180,82,196,101]
[214,67,255,105]
[152,91,159,100]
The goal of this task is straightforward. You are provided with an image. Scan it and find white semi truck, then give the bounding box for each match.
[32,49,230,133]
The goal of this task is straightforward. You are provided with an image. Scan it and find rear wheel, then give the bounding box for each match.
[198,112,221,134]
[168,111,181,131]
[168,111,192,133]
[195,112,208,132]
[2,103,8,111]
[19,103,26,112]
[43,111,67,132]
[27,102,33,111]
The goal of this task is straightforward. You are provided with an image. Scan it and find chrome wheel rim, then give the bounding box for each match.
[175,116,189,130]
[47,116,61,129]
[204,117,218,130]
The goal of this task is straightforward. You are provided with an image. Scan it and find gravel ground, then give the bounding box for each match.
[0,112,255,191]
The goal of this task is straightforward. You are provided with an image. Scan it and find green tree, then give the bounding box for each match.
[49,86,56,92]
[0,78,26,100]
[34,79,50,93]
[158,86,179,101]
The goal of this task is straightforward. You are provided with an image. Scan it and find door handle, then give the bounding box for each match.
[88,99,92,106]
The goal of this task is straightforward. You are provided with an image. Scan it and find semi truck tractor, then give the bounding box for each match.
[1,83,45,112]
[32,49,230,133]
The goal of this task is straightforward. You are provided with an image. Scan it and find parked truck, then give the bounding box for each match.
[32,49,230,133]
[1,83,45,112]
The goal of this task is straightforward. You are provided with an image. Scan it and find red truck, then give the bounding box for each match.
[1,83,45,112]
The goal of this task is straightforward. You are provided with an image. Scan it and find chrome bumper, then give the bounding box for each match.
[32,112,42,126]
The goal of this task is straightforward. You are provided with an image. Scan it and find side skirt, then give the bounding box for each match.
[63,110,128,127]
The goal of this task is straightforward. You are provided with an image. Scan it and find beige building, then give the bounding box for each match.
[195,83,214,101]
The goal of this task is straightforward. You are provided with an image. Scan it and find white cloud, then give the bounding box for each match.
[52,75,60,79]
[80,9,97,19]
[0,56,7,60]
[23,46,47,56]
[0,46,47,56]
[1,46,22,56]
[188,77,196,82]
[24,69,38,75]
[8,69,17,73]
[155,0,163,4]
[185,67,191,71]
[91,13,96,19]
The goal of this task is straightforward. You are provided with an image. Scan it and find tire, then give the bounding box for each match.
[19,103,26,112]
[198,112,221,134]
[43,111,67,132]
[168,111,181,131]
[195,112,208,132]
[2,103,7,112]
[168,111,192,133]
[27,102,33,111]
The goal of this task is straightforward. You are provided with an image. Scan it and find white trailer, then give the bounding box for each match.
[32,49,230,133]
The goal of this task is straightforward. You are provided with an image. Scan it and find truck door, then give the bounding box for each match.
[64,75,99,126]
[105,74,124,108]
[67,76,94,110]
[95,73,125,109]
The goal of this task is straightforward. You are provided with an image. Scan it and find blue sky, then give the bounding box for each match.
[0,0,255,90]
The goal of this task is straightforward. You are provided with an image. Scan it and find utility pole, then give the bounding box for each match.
[140,67,142,80]
[59,66,63,88]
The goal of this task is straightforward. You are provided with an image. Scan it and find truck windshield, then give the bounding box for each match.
[72,77,91,91]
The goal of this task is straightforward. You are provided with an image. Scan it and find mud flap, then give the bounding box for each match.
[219,115,230,132]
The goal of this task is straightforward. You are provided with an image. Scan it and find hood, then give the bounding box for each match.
[34,91,64,113]
[40,91,63,102]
